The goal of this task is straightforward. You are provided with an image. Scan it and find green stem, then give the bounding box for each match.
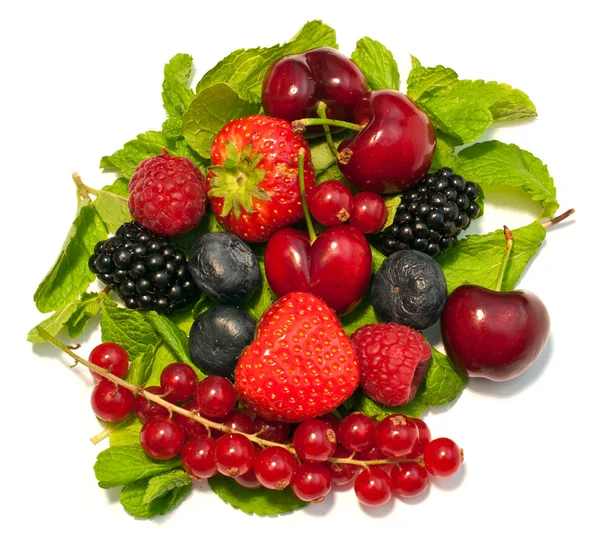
[292,117,363,134]
[85,185,129,202]
[542,208,575,228]
[72,172,91,201]
[316,101,340,159]
[494,226,514,292]
[298,149,317,243]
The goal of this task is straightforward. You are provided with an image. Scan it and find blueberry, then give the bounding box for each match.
[188,232,261,305]
[189,305,256,377]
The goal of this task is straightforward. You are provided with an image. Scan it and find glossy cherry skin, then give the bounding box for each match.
[264,225,372,316]
[262,47,367,124]
[441,285,550,381]
[339,90,437,194]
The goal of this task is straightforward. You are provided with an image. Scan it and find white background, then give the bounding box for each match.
[2,1,598,535]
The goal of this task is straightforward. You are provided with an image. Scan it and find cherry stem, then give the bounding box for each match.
[542,208,575,229]
[292,117,363,134]
[297,148,317,243]
[72,172,91,201]
[316,101,340,159]
[494,226,514,292]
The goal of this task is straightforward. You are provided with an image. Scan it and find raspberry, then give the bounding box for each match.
[379,167,480,257]
[128,151,207,236]
[350,323,431,407]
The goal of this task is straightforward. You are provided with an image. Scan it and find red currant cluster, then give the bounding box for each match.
[87,342,462,507]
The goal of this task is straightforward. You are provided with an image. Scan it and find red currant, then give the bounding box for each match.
[160,363,197,403]
[316,412,340,437]
[324,446,359,486]
[308,181,354,227]
[354,467,393,506]
[91,380,134,422]
[254,446,297,490]
[348,191,388,234]
[194,376,237,418]
[214,433,255,477]
[134,386,169,423]
[181,436,217,479]
[423,438,462,478]
[219,410,255,436]
[89,342,129,382]
[338,412,375,452]
[235,468,262,489]
[390,462,429,498]
[293,419,337,462]
[140,417,185,460]
[255,416,291,443]
[405,418,431,459]
[354,444,386,463]
[374,415,418,458]
[174,400,209,440]
[291,463,332,502]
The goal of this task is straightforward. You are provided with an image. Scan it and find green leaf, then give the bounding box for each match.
[455,141,558,218]
[120,477,191,519]
[422,98,493,144]
[27,301,80,343]
[315,163,349,186]
[65,292,102,338]
[146,344,179,387]
[429,132,458,172]
[196,20,336,103]
[406,57,458,102]
[109,416,143,447]
[142,469,191,504]
[341,295,378,336]
[371,245,386,273]
[92,178,131,234]
[382,194,402,230]
[353,390,429,420]
[351,37,399,91]
[144,311,204,379]
[100,296,158,358]
[162,53,195,120]
[94,444,182,489]
[437,221,547,294]
[126,345,157,386]
[182,83,260,159]
[100,131,167,179]
[245,245,276,321]
[34,199,107,313]
[209,474,307,516]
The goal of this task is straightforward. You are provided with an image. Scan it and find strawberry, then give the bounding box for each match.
[234,292,360,422]
[207,115,316,242]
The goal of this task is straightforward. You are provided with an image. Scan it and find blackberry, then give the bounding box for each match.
[379,168,480,257]
[89,222,198,313]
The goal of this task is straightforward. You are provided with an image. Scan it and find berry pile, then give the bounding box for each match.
[89,222,197,313]
[379,168,480,257]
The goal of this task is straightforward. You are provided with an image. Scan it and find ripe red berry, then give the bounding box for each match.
[254,446,297,490]
[211,410,255,439]
[423,438,462,478]
[354,444,386,463]
[140,417,186,460]
[348,191,387,234]
[324,446,360,486]
[173,400,209,440]
[91,380,135,422]
[405,418,431,459]
[390,462,429,498]
[181,436,217,479]
[160,363,198,403]
[235,468,262,489]
[375,415,418,458]
[308,180,354,227]
[291,463,332,502]
[354,467,393,506]
[89,342,129,382]
[293,419,337,462]
[338,412,375,452]
[195,376,237,418]
[214,434,255,477]
[316,413,340,437]
[134,386,170,423]
[254,417,291,444]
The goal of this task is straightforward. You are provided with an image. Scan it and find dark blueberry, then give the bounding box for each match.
[442,201,460,221]
[450,175,466,191]
[466,202,480,219]
[136,294,155,310]
[426,243,441,257]
[425,211,444,230]
[146,253,165,271]
[465,182,479,200]
[151,270,170,289]
[413,221,430,239]
[412,238,429,252]
[456,194,470,210]
[168,285,184,302]
[416,203,432,219]
[371,250,447,330]
[456,213,470,229]
[136,279,152,294]
[132,243,147,257]
[113,248,133,270]
[434,178,449,191]
[189,305,257,378]
[94,254,112,273]
[429,192,447,207]
[119,280,137,297]
[444,188,458,202]
[394,212,414,226]
[147,240,162,253]
[398,225,414,242]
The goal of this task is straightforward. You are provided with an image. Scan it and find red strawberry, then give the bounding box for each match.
[208,115,316,242]
[234,292,360,422]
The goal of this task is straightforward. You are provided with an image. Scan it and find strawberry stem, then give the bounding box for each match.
[298,149,317,243]
[316,101,340,159]
[292,117,363,134]
[494,226,514,292]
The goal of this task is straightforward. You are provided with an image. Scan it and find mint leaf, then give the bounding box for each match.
[66,292,102,338]
[142,469,191,504]
[429,132,458,172]
[351,37,399,91]
[94,445,181,489]
[109,416,143,447]
[245,245,276,321]
[209,474,307,516]
[437,221,547,294]
[146,344,179,387]
[455,141,558,218]
[120,477,191,519]
[27,301,80,343]
[316,163,349,186]
[126,345,157,386]
[34,199,107,313]
[353,390,429,420]
[341,295,378,336]
[100,131,167,179]
[92,178,130,234]
[182,83,260,159]
[382,194,402,230]
[162,53,195,120]
[406,57,458,102]
[101,296,158,358]
[371,245,386,273]
[196,20,336,103]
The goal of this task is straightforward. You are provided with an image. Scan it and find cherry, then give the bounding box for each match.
[338,412,375,452]
[390,462,429,498]
[181,436,217,479]
[173,400,208,440]
[348,192,387,234]
[338,90,436,193]
[405,418,431,459]
[423,438,462,478]
[254,446,297,490]
[160,363,197,403]
[254,417,291,444]
[324,446,360,486]
[91,380,134,422]
[308,181,354,226]
[354,468,393,506]
[291,463,332,502]
[293,419,337,462]
[89,342,129,382]
[214,433,255,477]
[194,376,237,418]
[134,386,170,423]
[374,415,418,458]
[139,417,186,460]
[441,227,551,381]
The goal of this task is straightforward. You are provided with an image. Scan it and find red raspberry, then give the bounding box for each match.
[350,323,431,406]
[128,151,206,236]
